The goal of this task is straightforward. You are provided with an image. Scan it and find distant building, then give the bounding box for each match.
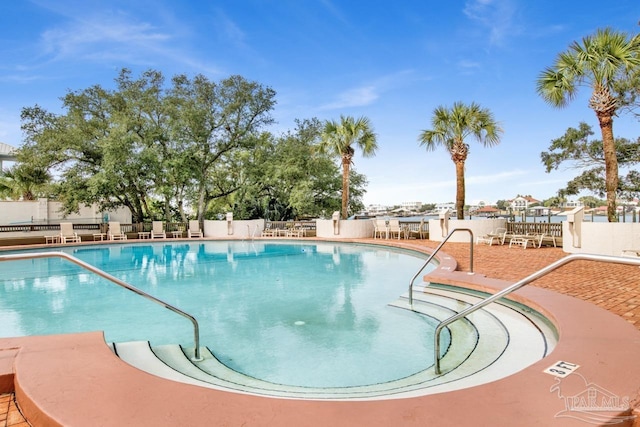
[366,204,389,215]
[435,202,455,212]
[509,196,540,211]
[400,201,422,211]
[561,200,583,209]
[468,200,494,211]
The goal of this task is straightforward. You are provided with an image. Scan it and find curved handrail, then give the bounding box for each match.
[0,251,203,361]
[433,253,640,374]
[409,228,474,307]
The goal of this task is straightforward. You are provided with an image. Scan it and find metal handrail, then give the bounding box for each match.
[433,253,640,374]
[409,228,474,307]
[0,251,203,361]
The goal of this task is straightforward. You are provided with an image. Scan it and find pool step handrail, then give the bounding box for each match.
[0,251,203,361]
[433,253,640,374]
[409,228,474,307]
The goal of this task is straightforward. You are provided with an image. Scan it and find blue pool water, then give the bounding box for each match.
[0,241,444,387]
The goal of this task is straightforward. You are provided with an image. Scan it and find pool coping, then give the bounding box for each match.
[1,239,640,426]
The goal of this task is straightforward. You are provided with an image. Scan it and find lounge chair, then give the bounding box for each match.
[286,223,305,238]
[151,221,166,239]
[476,228,507,246]
[508,233,544,249]
[262,222,278,237]
[373,219,388,239]
[388,219,403,240]
[187,220,203,238]
[409,218,428,239]
[60,222,81,243]
[108,221,127,241]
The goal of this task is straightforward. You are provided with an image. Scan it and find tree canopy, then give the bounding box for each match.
[536,27,640,221]
[541,122,640,201]
[15,69,366,222]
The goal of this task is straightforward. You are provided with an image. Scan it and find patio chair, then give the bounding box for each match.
[108,221,127,241]
[388,219,403,240]
[409,218,428,239]
[151,221,166,239]
[286,223,305,238]
[373,219,388,239]
[261,222,278,237]
[476,228,507,246]
[59,222,81,243]
[508,233,543,249]
[187,220,203,238]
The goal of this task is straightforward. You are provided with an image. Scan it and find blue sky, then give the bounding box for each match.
[1,1,639,207]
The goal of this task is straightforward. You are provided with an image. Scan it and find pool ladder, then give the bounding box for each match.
[0,251,203,361]
[408,239,640,374]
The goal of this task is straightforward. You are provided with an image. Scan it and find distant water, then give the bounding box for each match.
[378,214,639,224]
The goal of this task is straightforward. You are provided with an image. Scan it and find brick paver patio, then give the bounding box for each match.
[397,239,640,329]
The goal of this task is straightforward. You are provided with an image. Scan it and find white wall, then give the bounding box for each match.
[203,219,264,238]
[563,221,640,256]
[316,219,373,238]
[0,199,131,224]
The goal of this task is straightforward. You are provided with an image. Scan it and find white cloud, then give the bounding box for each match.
[320,85,379,110]
[32,8,222,75]
[463,0,519,46]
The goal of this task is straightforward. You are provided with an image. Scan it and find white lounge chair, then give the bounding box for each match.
[508,233,544,249]
[476,228,507,246]
[388,219,403,240]
[262,222,278,237]
[108,221,127,241]
[409,218,428,239]
[151,221,166,239]
[60,222,81,243]
[187,220,203,238]
[373,219,388,239]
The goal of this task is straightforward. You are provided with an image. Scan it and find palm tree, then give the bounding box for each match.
[0,164,50,200]
[319,115,377,219]
[536,28,640,222]
[419,102,502,220]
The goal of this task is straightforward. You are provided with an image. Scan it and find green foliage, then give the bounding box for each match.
[211,118,364,220]
[16,69,373,222]
[541,122,640,199]
[0,163,52,200]
[18,69,277,222]
[536,27,640,221]
[578,195,606,208]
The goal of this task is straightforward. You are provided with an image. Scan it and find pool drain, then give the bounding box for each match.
[294,320,305,326]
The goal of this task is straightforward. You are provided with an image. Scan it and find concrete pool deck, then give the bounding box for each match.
[1,238,640,426]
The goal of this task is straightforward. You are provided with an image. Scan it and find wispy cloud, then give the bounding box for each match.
[40,13,171,60]
[319,70,414,111]
[29,6,222,75]
[212,9,247,49]
[463,0,519,46]
[320,85,379,110]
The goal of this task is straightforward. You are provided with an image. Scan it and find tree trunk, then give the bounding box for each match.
[455,160,465,220]
[597,111,618,222]
[341,157,350,220]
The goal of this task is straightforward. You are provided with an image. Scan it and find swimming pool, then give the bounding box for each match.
[0,241,445,388]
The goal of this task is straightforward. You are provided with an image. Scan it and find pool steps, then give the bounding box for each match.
[112,285,557,400]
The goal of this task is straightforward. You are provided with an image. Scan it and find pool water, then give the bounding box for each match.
[0,241,444,388]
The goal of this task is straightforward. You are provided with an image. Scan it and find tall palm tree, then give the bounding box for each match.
[536,28,640,222]
[319,115,377,219]
[419,102,502,220]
